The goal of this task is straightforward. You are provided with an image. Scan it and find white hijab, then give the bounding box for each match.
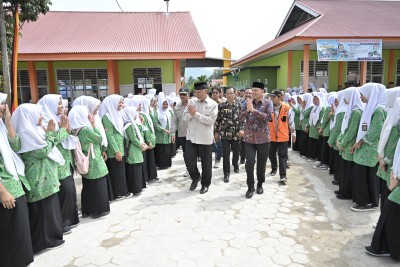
[74,96,108,148]
[327,93,338,130]
[122,106,145,144]
[309,93,323,126]
[290,95,298,119]
[38,94,78,150]
[68,105,92,131]
[140,97,155,133]
[341,87,365,134]
[300,93,314,121]
[0,93,25,180]
[283,93,291,103]
[356,83,387,143]
[157,98,171,129]
[332,90,350,130]
[377,90,400,158]
[393,139,400,178]
[99,94,124,136]
[11,104,65,165]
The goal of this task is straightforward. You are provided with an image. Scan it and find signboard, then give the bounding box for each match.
[162,83,177,95]
[316,39,382,61]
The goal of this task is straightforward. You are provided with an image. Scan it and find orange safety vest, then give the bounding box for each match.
[269,103,290,142]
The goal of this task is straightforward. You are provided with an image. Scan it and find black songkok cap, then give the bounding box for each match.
[252,81,265,90]
[194,82,208,90]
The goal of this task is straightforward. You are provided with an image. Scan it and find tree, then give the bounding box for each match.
[209,69,223,80]
[0,0,52,104]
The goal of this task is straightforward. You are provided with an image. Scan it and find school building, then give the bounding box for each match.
[16,11,206,103]
[228,0,400,92]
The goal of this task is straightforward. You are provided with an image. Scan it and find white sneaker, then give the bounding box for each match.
[214,160,220,168]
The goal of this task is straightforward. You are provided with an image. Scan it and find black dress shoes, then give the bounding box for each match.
[190,178,199,191]
[223,174,230,183]
[234,166,239,173]
[200,186,209,194]
[246,188,255,199]
[334,190,340,194]
[240,159,245,164]
[269,170,277,176]
[256,186,264,195]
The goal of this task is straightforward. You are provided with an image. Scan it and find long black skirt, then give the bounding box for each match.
[146,149,158,180]
[338,158,354,198]
[155,144,172,169]
[371,199,400,260]
[142,151,149,187]
[300,130,309,157]
[380,178,390,212]
[320,136,330,166]
[28,193,64,254]
[308,137,319,160]
[126,163,143,194]
[170,142,177,158]
[105,173,115,201]
[328,146,335,173]
[332,149,340,180]
[106,157,128,198]
[292,130,301,151]
[0,196,33,267]
[81,176,110,215]
[58,175,79,229]
[353,163,379,207]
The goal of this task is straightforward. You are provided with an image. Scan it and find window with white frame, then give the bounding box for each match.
[16,69,48,103]
[132,67,162,94]
[346,61,384,85]
[300,60,329,89]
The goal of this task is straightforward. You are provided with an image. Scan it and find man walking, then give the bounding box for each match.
[239,88,253,164]
[268,90,296,183]
[183,82,218,194]
[240,82,273,199]
[171,87,190,177]
[211,87,224,168]
[214,87,242,183]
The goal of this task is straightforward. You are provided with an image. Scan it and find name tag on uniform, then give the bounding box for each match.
[362,122,368,131]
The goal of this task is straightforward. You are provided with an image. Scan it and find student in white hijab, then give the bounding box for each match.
[12,103,67,253]
[153,98,172,169]
[307,93,324,161]
[68,105,111,219]
[38,95,79,233]
[335,88,364,200]
[99,94,132,201]
[0,93,34,267]
[122,106,148,194]
[299,93,314,158]
[366,138,400,260]
[351,83,387,212]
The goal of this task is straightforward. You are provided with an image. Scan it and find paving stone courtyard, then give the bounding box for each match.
[34,149,398,267]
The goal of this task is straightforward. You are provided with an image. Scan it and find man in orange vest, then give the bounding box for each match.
[268,90,296,183]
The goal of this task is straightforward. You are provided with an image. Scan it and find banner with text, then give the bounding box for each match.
[316,39,382,61]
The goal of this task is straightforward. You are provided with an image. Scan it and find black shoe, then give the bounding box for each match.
[234,166,239,173]
[200,186,209,194]
[365,246,390,257]
[269,170,277,176]
[240,160,245,165]
[334,190,340,194]
[190,178,199,191]
[246,188,255,199]
[279,176,288,183]
[223,174,230,183]
[63,226,72,235]
[92,211,110,219]
[336,194,352,200]
[332,180,339,185]
[256,186,264,195]
[351,204,374,212]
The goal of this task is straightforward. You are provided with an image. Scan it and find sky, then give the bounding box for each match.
[50,0,294,60]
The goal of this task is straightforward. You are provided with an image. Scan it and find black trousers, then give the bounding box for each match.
[332,149,340,180]
[320,136,330,166]
[353,163,380,207]
[328,147,335,173]
[269,141,288,176]
[245,142,270,189]
[240,139,246,162]
[178,137,187,153]
[371,199,400,260]
[185,140,213,187]
[308,137,319,160]
[292,130,301,151]
[300,130,309,157]
[338,158,354,198]
[222,139,240,174]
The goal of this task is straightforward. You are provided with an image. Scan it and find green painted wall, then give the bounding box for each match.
[118,60,174,85]
[328,61,339,91]
[248,52,288,89]
[52,61,107,69]
[249,68,277,92]
[227,69,251,89]
[291,51,303,88]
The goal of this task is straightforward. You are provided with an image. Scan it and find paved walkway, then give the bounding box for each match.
[35,149,398,267]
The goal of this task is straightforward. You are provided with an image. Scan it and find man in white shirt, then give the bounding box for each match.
[183,82,218,194]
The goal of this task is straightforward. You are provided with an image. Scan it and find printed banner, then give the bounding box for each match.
[316,39,382,61]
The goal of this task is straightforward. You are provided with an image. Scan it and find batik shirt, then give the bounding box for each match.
[214,101,242,141]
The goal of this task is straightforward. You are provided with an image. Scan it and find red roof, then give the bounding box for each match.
[233,0,400,66]
[19,11,206,55]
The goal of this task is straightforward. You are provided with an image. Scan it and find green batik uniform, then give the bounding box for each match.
[337,109,362,161]
[102,115,124,158]
[376,126,400,185]
[125,125,144,164]
[141,113,156,148]
[21,129,69,203]
[301,107,312,131]
[320,107,332,137]
[56,132,74,180]
[77,127,109,179]
[292,107,302,131]
[153,111,172,145]
[353,107,387,167]
[0,136,31,203]
[328,112,345,151]
[309,107,323,140]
